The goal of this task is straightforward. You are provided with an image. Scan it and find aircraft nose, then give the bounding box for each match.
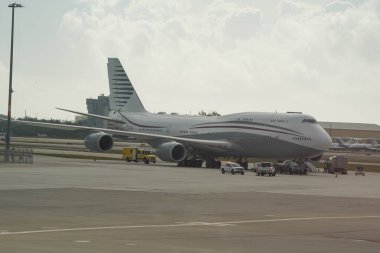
[316,126,332,151]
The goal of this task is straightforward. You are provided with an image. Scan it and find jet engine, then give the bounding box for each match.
[156,142,187,162]
[84,132,113,152]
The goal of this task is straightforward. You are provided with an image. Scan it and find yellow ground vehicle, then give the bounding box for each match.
[122,147,156,164]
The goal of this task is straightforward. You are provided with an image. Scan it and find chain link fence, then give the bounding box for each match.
[0,147,33,164]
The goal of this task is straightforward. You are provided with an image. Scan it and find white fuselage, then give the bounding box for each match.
[110,110,332,159]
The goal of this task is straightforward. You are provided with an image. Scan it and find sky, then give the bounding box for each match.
[0,0,379,123]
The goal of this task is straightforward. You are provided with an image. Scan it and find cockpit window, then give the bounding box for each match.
[302,118,317,123]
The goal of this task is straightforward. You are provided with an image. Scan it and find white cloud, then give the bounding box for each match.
[43,0,380,123]
[325,1,355,13]
[222,7,263,40]
[278,0,308,16]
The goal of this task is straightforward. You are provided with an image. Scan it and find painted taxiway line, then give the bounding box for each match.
[0,215,379,236]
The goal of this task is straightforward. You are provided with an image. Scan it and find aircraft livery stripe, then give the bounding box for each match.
[192,121,302,135]
[191,125,303,137]
[114,92,133,95]
[112,87,134,91]
[112,78,130,81]
[112,83,132,86]
[119,115,302,136]
[119,114,164,129]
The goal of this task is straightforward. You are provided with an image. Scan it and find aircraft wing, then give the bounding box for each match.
[56,107,125,124]
[4,119,232,152]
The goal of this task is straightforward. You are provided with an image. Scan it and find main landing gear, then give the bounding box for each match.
[177,159,204,168]
[205,159,221,169]
[177,158,222,169]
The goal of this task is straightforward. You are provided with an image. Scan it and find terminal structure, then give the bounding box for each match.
[86,94,109,128]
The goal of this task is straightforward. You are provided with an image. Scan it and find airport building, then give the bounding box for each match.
[319,122,380,140]
[86,94,110,128]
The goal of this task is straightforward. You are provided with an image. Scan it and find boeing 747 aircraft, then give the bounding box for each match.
[8,58,332,168]
[332,137,380,152]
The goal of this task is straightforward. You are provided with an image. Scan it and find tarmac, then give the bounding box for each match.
[0,156,379,253]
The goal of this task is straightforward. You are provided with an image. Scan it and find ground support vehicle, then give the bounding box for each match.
[278,160,308,175]
[355,166,365,176]
[256,162,276,176]
[273,163,285,173]
[221,162,245,175]
[122,147,156,164]
[291,163,308,175]
[324,156,348,174]
[277,161,295,174]
[251,162,261,172]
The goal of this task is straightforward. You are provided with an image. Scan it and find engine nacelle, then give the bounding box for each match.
[156,142,187,162]
[84,132,113,152]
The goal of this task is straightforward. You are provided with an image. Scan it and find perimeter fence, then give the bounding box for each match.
[0,147,33,164]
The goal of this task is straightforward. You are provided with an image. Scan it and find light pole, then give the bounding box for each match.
[5,2,23,162]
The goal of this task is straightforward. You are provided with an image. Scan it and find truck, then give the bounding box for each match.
[324,156,348,174]
[256,162,276,176]
[221,162,245,175]
[122,147,157,164]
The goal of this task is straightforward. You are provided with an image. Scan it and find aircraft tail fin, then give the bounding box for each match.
[336,138,347,147]
[107,58,146,113]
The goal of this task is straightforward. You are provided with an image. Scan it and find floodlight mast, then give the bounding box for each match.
[5,2,23,162]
